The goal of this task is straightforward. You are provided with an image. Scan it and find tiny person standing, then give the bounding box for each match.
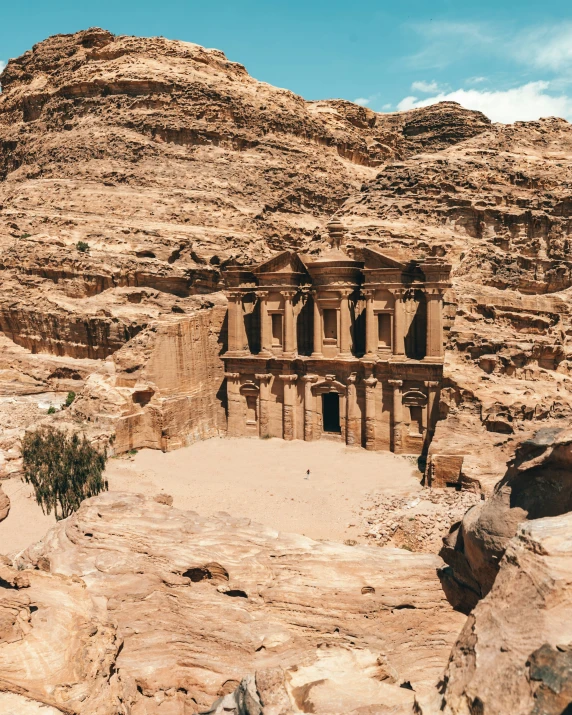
[305,469,310,480]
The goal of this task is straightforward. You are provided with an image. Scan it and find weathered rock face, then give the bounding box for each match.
[0,28,495,457]
[3,492,466,714]
[439,427,572,613]
[436,512,572,715]
[337,117,572,492]
[71,298,228,452]
[0,562,122,713]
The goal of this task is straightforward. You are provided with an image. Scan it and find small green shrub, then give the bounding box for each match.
[65,391,76,407]
[20,233,31,239]
[128,448,138,455]
[22,426,108,520]
[47,406,56,415]
[76,241,89,253]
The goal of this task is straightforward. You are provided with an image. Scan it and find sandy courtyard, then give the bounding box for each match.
[0,437,421,554]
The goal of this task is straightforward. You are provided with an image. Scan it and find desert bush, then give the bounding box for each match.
[76,240,89,253]
[47,406,56,414]
[22,426,108,520]
[65,391,76,407]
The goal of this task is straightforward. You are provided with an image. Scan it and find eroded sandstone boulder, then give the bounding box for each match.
[439,426,572,613]
[6,492,465,714]
[436,512,572,715]
[0,486,9,522]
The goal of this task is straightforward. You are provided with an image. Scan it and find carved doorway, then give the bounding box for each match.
[322,393,341,433]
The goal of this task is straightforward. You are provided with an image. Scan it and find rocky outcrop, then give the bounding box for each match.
[434,512,572,715]
[3,491,466,714]
[0,486,9,521]
[71,298,227,452]
[439,427,572,613]
[0,562,122,713]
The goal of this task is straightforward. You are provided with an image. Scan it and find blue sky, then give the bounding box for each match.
[1,0,572,122]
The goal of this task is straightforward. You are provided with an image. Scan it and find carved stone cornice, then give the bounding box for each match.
[388,379,403,388]
[224,372,240,379]
[255,373,273,383]
[424,380,440,388]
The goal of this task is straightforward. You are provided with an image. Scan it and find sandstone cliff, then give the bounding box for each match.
[0,27,494,458]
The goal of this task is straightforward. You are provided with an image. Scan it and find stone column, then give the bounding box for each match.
[282,291,297,356]
[256,373,273,438]
[311,292,323,358]
[425,289,444,360]
[391,289,406,358]
[226,292,242,354]
[364,375,378,450]
[388,379,403,453]
[346,373,358,446]
[339,288,352,357]
[224,372,241,435]
[364,289,376,358]
[279,374,298,440]
[425,380,440,437]
[302,375,318,441]
[258,291,272,355]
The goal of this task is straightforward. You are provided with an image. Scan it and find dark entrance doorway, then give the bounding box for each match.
[322,392,341,433]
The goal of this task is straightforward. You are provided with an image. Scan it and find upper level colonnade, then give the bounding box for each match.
[224,221,452,364]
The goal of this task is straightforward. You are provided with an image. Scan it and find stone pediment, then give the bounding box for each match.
[252,251,309,277]
[361,247,407,270]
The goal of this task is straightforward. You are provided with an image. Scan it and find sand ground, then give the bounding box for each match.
[0,437,421,555]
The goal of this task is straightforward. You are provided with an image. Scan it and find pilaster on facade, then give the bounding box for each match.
[388,379,403,454]
[226,292,249,356]
[280,290,298,357]
[363,375,378,450]
[388,288,406,358]
[424,287,446,361]
[279,373,298,441]
[255,373,273,438]
[345,373,359,446]
[301,374,319,441]
[311,291,323,358]
[256,291,272,356]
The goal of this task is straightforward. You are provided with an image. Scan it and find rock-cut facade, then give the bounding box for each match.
[223,221,452,454]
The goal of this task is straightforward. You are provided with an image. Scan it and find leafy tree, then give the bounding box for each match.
[65,391,76,407]
[21,427,108,520]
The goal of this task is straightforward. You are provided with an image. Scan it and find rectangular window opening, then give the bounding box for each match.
[271,314,283,347]
[378,313,392,348]
[409,406,423,436]
[246,395,258,425]
[323,309,337,342]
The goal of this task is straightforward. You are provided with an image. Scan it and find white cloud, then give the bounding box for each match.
[396,81,572,123]
[354,97,371,106]
[405,21,493,69]
[0,61,5,73]
[411,80,442,93]
[512,24,572,70]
